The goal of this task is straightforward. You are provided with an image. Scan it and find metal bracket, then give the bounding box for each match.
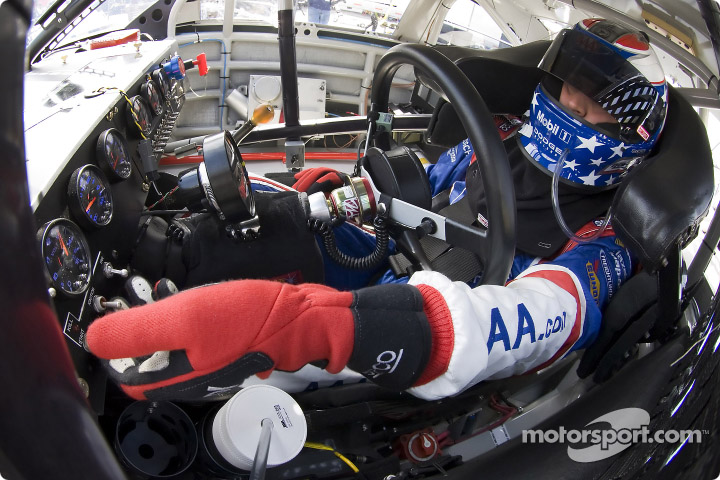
[225,216,261,241]
[285,139,305,171]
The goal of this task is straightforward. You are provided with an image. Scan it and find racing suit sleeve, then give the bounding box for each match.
[425,138,475,196]
[406,230,634,400]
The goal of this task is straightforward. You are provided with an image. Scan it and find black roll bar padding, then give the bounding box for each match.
[0,4,127,479]
[369,44,516,285]
[278,5,300,128]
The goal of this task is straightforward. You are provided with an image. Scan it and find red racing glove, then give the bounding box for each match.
[86,280,453,402]
[292,167,345,194]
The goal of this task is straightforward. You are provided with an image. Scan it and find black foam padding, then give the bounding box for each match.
[265,171,298,187]
[577,271,657,379]
[130,215,170,281]
[389,234,482,283]
[423,41,549,146]
[362,146,432,209]
[348,284,432,390]
[611,87,714,273]
[170,191,324,288]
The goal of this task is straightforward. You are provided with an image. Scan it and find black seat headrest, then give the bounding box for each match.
[420,42,549,147]
[611,86,714,274]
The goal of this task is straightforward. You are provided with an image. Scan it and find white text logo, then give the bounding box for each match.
[522,408,703,463]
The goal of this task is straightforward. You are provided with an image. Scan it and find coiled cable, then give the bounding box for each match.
[309,206,390,270]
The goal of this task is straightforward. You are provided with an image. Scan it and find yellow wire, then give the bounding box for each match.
[304,442,360,473]
[97,86,148,140]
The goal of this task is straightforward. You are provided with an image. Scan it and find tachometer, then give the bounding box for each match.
[38,219,92,296]
[68,165,113,228]
[141,79,163,116]
[126,95,153,137]
[97,128,132,181]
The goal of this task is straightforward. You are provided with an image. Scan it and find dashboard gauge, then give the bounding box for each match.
[96,129,132,181]
[141,79,163,116]
[152,68,171,101]
[126,95,152,137]
[38,219,92,296]
[68,165,113,228]
[200,131,256,222]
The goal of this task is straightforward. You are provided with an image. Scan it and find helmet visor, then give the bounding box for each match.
[539,29,665,144]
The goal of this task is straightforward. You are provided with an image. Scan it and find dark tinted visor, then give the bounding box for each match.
[539,29,665,143]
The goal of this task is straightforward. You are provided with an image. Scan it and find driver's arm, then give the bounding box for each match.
[408,227,632,400]
[86,226,631,402]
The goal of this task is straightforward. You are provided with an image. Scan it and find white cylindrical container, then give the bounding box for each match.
[211,385,307,471]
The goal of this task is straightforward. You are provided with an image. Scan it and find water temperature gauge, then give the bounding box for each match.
[38,219,92,296]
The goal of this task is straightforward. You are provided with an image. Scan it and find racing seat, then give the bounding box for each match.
[417,44,714,379]
[577,85,714,381]
[415,46,715,479]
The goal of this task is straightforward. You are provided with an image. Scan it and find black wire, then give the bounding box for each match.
[310,213,389,270]
[354,138,367,176]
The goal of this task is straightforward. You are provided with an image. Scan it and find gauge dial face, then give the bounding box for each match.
[127,95,152,137]
[224,134,254,214]
[39,219,92,296]
[68,165,113,228]
[97,129,132,181]
[152,68,171,101]
[142,79,163,116]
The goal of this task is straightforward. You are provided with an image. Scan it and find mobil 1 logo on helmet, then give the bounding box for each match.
[536,110,572,144]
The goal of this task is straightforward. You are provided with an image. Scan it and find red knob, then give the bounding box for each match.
[195,53,208,76]
[407,431,438,462]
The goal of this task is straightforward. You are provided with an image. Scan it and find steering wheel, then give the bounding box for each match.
[367,44,516,285]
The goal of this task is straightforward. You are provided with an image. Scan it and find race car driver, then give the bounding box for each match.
[85,19,668,402]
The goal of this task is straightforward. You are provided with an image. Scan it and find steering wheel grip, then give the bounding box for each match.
[369,44,516,285]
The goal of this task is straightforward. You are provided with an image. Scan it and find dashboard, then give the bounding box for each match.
[24,39,185,412]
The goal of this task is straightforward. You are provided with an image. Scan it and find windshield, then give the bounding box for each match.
[28,0,157,47]
[197,0,411,35]
[439,0,510,49]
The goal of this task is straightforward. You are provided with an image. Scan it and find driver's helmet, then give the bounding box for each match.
[518,18,667,189]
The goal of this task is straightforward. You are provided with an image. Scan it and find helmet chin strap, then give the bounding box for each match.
[551,149,613,243]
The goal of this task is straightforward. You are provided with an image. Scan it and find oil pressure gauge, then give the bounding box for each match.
[68,164,113,228]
